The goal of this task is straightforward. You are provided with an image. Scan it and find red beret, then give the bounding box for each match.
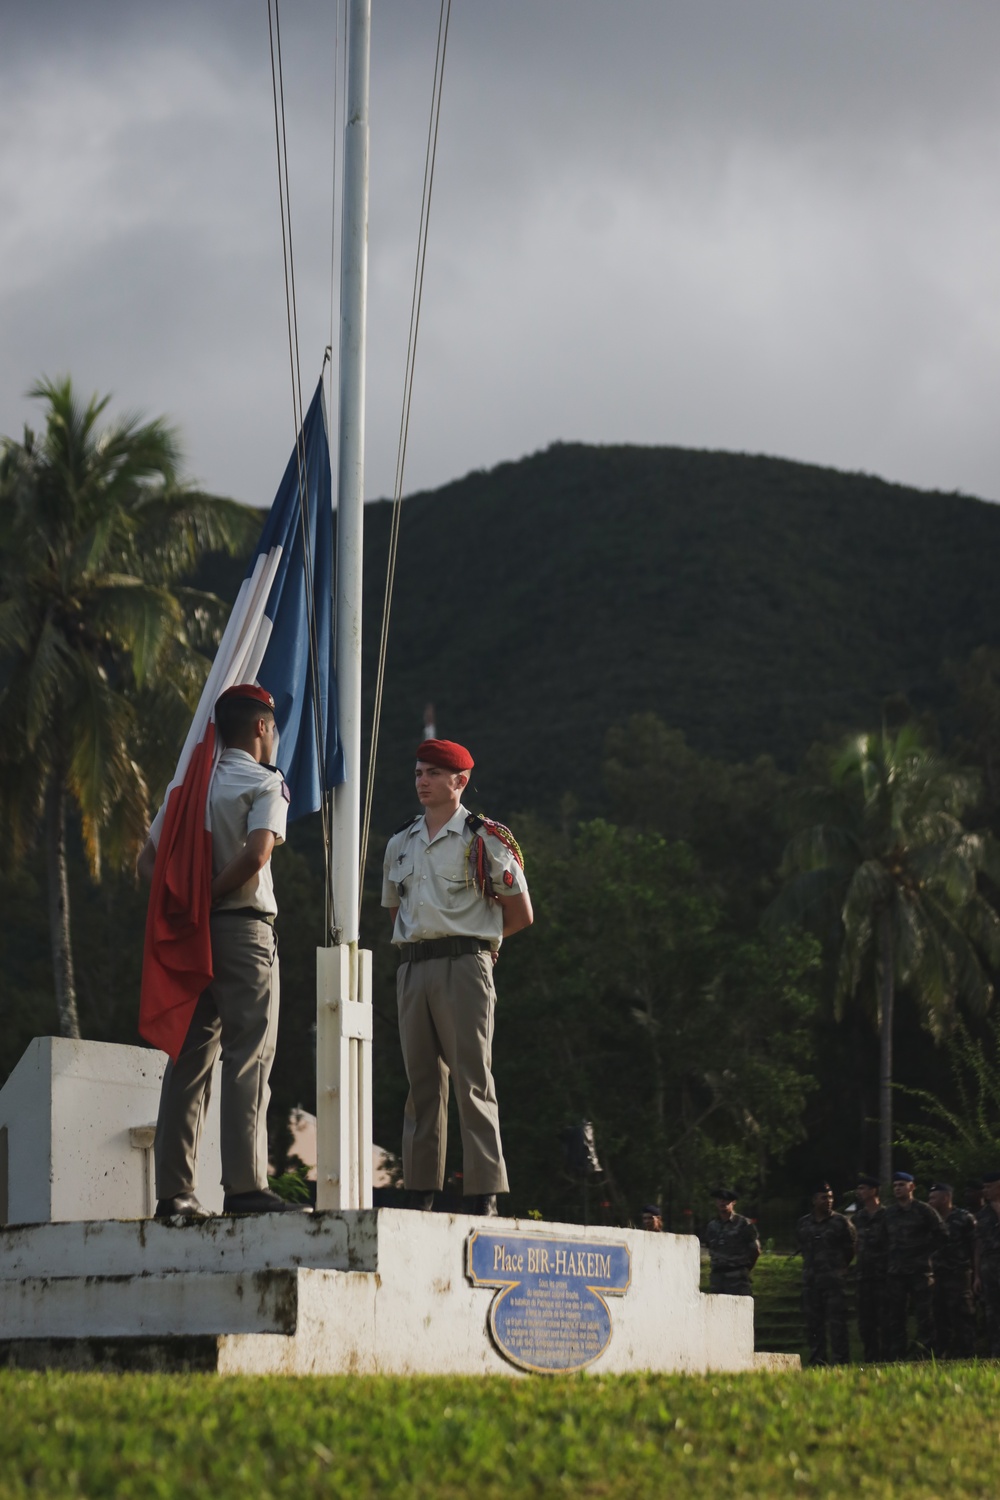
[215,683,275,713]
[415,738,474,771]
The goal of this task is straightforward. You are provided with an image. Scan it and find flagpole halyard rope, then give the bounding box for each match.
[269,0,334,930]
[328,1,346,448]
[268,2,302,444]
[359,0,452,899]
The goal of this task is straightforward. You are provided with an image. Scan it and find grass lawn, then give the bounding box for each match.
[2,1363,999,1499]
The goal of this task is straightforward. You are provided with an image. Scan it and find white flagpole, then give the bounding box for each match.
[317,0,373,1212]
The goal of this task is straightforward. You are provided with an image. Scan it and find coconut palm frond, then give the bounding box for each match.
[774,723,999,1182]
[0,376,254,1036]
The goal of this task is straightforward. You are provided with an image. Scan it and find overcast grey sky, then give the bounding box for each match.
[3,1,999,507]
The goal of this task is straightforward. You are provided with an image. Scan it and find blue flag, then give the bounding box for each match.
[254,380,343,817]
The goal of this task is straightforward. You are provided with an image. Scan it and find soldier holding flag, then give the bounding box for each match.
[139,684,302,1217]
[138,381,340,1218]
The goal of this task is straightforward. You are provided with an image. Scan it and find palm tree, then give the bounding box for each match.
[770,725,1000,1185]
[0,376,258,1038]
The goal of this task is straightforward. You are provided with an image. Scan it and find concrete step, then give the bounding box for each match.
[0,1209,368,1281]
[0,1269,301,1339]
[0,1336,226,1374]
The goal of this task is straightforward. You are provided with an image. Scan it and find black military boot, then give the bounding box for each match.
[223,1189,310,1214]
[154,1194,213,1220]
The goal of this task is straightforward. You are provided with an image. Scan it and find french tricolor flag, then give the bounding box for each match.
[139,380,342,1060]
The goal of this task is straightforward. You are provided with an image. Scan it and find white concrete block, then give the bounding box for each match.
[0,1038,223,1224]
[0,1209,771,1376]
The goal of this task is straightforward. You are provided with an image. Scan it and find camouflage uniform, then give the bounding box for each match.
[931,1206,976,1358]
[975,1203,1000,1356]
[797,1211,856,1365]
[704,1213,761,1297]
[853,1204,887,1362]
[883,1199,946,1360]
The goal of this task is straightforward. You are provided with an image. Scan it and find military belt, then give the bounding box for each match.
[212,907,277,927]
[397,937,491,963]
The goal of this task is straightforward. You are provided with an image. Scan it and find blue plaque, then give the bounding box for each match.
[467,1229,631,1373]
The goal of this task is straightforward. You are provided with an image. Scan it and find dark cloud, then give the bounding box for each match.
[2,1,999,505]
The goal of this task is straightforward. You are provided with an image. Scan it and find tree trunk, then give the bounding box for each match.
[852,1008,872,1169]
[643,986,668,1209]
[45,773,81,1040]
[877,908,894,1188]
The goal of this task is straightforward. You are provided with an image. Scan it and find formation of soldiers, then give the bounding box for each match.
[684,1170,1000,1364]
[797,1170,1000,1365]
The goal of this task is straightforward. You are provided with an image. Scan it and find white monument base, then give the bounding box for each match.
[0,1208,797,1376]
[0,1037,223,1224]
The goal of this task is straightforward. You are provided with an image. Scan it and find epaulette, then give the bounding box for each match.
[465,813,525,899]
[393,814,421,835]
[466,813,524,869]
[264,763,291,802]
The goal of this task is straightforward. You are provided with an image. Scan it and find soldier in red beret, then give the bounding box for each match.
[382,739,533,1216]
[139,682,303,1217]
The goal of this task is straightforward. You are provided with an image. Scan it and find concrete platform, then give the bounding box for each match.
[0,1209,794,1376]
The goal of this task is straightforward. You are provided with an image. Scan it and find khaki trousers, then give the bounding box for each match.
[397,951,508,1196]
[154,913,279,1199]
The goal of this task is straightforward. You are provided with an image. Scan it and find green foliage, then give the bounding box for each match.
[267,1160,313,1203]
[775,726,1000,1031]
[0,863,61,1049]
[1,1365,999,1498]
[0,842,154,1066]
[949,645,1000,814]
[896,1016,1000,1186]
[603,714,789,926]
[0,375,258,1037]
[771,725,1000,1182]
[495,819,820,1219]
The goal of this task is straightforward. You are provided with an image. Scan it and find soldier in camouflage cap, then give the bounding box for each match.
[853,1173,888,1362]
[928,1182,976,1358]
[703,1188,761,1297]
[883,1172,946,1360]
[974,1172,1000,1356]
[797,1182,856,1365]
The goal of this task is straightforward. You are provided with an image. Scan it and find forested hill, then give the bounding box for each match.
[346,441,1000,823]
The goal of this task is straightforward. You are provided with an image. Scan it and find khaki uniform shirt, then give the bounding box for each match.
[382,804,528,948]
[210,749,289,916]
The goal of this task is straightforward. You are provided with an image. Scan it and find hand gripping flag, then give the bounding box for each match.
[139,380,343,1060]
